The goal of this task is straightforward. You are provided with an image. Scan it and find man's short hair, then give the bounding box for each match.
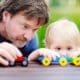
[0,0,49,25]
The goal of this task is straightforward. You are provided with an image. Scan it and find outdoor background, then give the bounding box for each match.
[37,0,80,48]
[0,0,80,48]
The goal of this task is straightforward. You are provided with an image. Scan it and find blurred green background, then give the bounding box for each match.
[37,0,80,48]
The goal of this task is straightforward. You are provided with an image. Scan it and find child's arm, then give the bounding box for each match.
[28,48,60,61]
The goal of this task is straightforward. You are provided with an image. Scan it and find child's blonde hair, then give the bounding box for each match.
[45,19,80,48]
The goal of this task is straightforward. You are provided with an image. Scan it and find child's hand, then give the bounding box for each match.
[28,48,60,61]
[68,48,80,57]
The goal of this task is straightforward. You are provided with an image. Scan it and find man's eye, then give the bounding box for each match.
[67,47,72,50]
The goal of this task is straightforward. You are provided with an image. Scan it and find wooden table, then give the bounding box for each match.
[0,62,80,80]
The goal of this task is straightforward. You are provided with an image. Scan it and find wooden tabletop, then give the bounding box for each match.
[0,62,80,80]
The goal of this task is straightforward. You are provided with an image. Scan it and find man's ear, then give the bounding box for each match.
[2,11,11,23]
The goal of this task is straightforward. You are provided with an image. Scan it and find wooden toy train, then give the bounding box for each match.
[38,55,80,67]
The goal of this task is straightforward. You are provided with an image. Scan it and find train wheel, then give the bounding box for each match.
[21,57,28,67]
[59,57,68,67]
[42,57,50,66]
[73,57,80,66]
[9,61,16,67]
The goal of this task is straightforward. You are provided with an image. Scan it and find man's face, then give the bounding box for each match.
[3,12,40,47]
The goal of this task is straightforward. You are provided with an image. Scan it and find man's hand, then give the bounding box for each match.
[0,42,22,66]
[28,48,60,61]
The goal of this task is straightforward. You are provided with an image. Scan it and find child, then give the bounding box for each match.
[28,19,80,61]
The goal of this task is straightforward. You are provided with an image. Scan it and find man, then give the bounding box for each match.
[0,0,49,66]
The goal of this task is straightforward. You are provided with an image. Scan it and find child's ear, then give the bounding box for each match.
[45,41,52,48]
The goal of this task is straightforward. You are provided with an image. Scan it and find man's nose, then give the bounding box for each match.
[24,30,34,41]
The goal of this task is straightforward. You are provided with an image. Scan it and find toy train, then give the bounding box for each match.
[38,55,80,67]
[9,56,28,67]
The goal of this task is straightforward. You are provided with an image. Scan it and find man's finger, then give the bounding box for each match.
[0,48,15,62]
[0,57,9,66]
[0,42,22,57]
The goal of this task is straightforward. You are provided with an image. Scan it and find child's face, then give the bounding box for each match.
[50,38,77,56]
